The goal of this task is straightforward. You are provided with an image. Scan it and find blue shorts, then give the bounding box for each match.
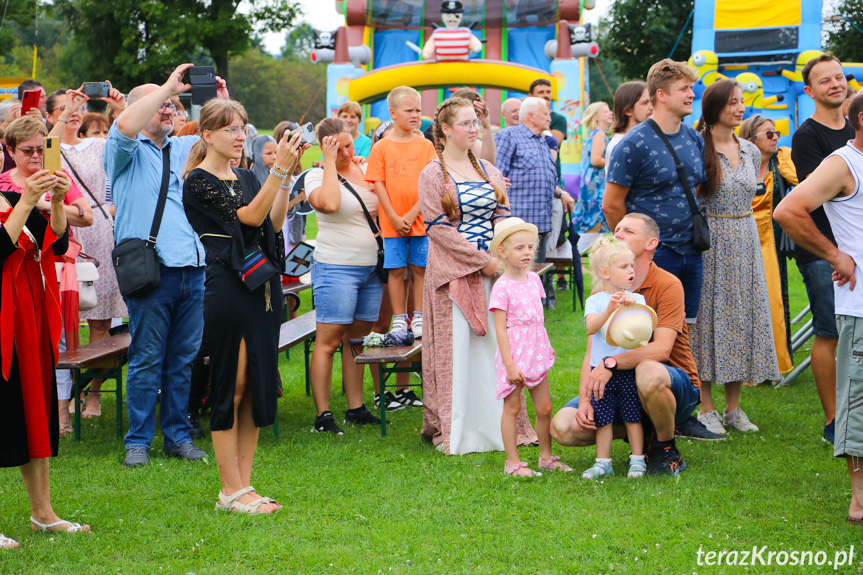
[563,364,700,427]
[798,259,839,339]
[383,235,428,269]
[311,260,383,324]
[653,246,703,322]
[590,369,641,426]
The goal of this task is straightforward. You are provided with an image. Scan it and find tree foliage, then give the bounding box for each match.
[281,23,316,61]
[600,0,694,81]
[826,0,863,64]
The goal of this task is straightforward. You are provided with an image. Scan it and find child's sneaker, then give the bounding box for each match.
[395,389,423,407]
[344,404,382,426]
[311,411,344,435]
[374,391,404,412]
[582,459,613,479]
[628,455,647,478]
[391,314,409,333]
[410,313,422,339]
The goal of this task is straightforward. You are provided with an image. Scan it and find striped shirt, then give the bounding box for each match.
[433,28,473,61]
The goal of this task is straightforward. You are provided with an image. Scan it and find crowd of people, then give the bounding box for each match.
[0,49,861,546]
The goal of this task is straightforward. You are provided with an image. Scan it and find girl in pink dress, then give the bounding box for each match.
[488,218,572,477]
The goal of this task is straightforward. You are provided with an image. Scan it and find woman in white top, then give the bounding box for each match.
[307,118,384,434]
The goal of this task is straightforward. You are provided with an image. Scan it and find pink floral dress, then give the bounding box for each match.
[488,272,555,399]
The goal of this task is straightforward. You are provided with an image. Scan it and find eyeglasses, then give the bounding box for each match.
[17,147,44,156]
[758,130,780,140]
[214,125,251,139]
[174,111,188,119]
[451,119,482,130]
[49,104,87,114]
[158,103,177,114]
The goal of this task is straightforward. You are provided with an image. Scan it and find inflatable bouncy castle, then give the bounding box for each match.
[311,0,600,191]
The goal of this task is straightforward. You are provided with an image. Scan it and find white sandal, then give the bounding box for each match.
[30,516,89,533]
[215,486,280,514]
[0,533,18,549]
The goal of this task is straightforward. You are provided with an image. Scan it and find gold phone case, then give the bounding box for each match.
[43,136,62,174]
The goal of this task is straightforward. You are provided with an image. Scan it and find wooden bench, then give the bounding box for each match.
[270,310,318,440]
[354,341,422,437]
[57,332,131,441]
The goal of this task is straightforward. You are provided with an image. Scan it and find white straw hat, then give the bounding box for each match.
[604,303,658,350]
[489,217,538,255]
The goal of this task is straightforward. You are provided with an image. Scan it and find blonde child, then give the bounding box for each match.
[365,86,437,337]
[489,218,572,476]
[582,237,652,479]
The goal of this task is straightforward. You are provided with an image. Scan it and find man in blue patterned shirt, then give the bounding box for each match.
[604,59,705,324]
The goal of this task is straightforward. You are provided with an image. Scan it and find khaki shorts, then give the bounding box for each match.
[835,314,863,458]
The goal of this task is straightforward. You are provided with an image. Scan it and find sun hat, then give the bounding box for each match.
[489,217,539,256]
[604,303,658,349]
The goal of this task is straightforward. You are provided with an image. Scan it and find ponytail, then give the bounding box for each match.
[183,139,208,178]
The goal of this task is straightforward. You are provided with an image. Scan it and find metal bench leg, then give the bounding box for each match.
[74,370,82,441]
[304,339,313,396]
[379,364,387,437]
[116,369,124,440]
[273,412,279,441]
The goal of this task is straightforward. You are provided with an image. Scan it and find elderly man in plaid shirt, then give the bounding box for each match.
[495,97,574,304]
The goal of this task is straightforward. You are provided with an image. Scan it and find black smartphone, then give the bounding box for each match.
[82,82,110,99]
[188,66,217,105]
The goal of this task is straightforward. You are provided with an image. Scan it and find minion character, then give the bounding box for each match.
[737,72,787,110]
[780,50,824,94]
[847,75,861,92]
[689,50,727,97]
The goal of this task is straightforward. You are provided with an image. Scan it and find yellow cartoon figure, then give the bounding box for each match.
[689,50,726,97]
[737,72,787,110]
[780,50,825,91]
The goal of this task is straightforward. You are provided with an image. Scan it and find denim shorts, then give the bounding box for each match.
[311,259,383,324]
[383,235,428,269]
[563,364,700,427]
[798,259,839,339]
[653,245,703,322]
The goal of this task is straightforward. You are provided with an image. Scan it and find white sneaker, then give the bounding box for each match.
[410,314,422,339]
[724,407,759,432]
[390,314,409,333]
[697,410,727,435]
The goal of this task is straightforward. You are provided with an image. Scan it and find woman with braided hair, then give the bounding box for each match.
[419,97,538,454]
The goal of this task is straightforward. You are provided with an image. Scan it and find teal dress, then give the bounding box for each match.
[575,129,608,232]
[354,134,372,158]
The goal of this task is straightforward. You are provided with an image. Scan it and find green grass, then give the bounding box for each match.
[1,261,860,574]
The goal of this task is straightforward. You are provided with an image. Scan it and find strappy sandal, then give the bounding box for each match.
[538,455,573,472]
[59,423,75,436]
[30,516,89,533]
[504,461,542,477]
[215,486,281,514]
[0,534,18,549]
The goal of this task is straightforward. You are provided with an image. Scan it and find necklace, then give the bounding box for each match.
[442,153,479,181]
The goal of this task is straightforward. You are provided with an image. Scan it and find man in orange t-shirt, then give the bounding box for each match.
[365,86,437,338]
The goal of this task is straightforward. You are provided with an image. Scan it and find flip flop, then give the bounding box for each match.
[0,534,18,549]
[30,516,89,533]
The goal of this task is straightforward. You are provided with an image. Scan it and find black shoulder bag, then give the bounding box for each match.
[646,119,711,252]
[337,174,387,283]
[111,145,170,297]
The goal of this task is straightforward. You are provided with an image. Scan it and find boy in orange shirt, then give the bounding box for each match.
[366,86,437,337]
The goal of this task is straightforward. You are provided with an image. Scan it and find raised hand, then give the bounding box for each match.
[319,135,340,165]
[163,63,194,96]
[100,81,127,114]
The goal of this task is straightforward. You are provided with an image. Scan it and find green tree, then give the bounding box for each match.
[281,22,316,61]
[826,0,863,63]
[600,0,694,81]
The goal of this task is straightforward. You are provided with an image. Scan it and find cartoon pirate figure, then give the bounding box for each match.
[421,1,483,61]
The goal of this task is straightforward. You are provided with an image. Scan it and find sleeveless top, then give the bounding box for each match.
[825,142,863,318]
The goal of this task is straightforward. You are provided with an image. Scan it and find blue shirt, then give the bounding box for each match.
[494,124,558,233]
[354,134,372,159]
[104,123,205,268]
[607,122,706,254]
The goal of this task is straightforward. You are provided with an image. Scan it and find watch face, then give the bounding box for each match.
[604,357,616,369]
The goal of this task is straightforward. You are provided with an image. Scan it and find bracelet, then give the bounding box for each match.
[56,118,68,123]
[269,164,289,179]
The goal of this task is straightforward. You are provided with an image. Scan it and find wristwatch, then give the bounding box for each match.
[602,356,617,372]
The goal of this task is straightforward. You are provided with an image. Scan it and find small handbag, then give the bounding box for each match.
[112,146,170,297]
[56,256,100,311]
[338,174,387,283]
[646,119,711,252]
[239,243,279,291]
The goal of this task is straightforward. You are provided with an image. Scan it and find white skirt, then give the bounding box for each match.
[449,277,505,455]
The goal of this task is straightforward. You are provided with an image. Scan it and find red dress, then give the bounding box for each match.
[0,191,66,467]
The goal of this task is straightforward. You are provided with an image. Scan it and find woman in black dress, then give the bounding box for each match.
[183,99,303,514]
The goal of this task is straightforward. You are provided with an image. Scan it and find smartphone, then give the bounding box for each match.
[22,89,41,114]
[188,66,217,105]
[290,122,316,145]
[43,137,62,175]
[82,82,110,99]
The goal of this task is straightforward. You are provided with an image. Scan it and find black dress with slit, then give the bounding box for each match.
[182,168,284,431]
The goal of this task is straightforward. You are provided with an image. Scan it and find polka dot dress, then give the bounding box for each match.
[591,369,641,427]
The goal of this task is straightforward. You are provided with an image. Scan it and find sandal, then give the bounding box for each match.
[0,534,18,549]
[538,455,573,472]
[847,517,863,525]
[503,461,542,477]
[30,516,90,533]
[215,486,281,514]
[59,424,75,436]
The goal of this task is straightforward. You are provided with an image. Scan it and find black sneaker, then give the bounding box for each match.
[312,411,344,435]
[556,277,568,291]
[188,410,205,440]
[675,415,725,441]
[646,439,688,476]
[374,391,405,411]
[395,389,423,408]
[344,405,382,426]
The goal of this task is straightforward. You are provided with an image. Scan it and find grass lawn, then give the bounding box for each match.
[1,228,860,573]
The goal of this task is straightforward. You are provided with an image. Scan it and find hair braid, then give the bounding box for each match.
[433,97,470,219]
[466,150,508,208]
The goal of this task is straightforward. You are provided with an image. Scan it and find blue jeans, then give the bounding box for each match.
[653,245,703,321]
[123,265,205,450]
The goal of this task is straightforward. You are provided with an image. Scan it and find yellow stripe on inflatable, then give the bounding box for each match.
[348,60,557,104]
[714,0,801,29]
